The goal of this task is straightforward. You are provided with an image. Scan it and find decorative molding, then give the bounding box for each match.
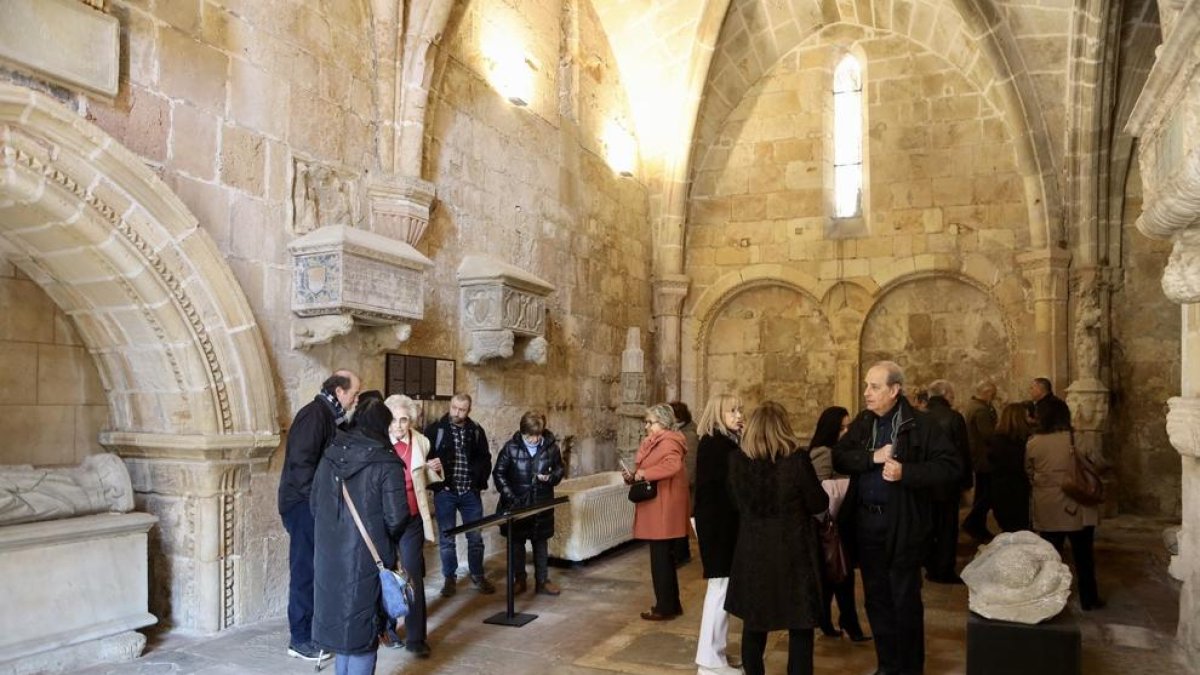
[652,274,690,318]
[2,134,236,433]
[366,173,436,246]
[218,467,239,631]
[1167,396,1200,459]
[457,255,554,365]
[288,224,432,328]
[100,431,279,463]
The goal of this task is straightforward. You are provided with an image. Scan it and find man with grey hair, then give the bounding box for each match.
[921,380,971,584]
[962,380,998,542]
[425,392,496,596]
[833,361,960,675]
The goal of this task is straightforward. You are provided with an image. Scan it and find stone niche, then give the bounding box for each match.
[288,224,433,348]
[457,255,554,365]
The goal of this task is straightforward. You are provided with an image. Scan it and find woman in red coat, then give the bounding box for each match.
[624,403,690,621]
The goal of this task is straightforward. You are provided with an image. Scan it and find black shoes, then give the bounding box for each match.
[287,641,331,662]
[471,574,497,594]
[440,576,457,597]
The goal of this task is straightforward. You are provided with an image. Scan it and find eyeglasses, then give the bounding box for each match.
[643,420,656,426]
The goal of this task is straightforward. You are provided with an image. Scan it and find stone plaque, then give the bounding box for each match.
[0,0,119,97]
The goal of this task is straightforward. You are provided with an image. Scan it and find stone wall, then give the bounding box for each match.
[684,26,1035,414]
[0,258,107,466]
[1110,162,1181,516]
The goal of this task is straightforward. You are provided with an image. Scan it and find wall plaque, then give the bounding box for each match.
[386,353,456,400]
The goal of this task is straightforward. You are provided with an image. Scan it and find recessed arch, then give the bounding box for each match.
[0,83,279,452]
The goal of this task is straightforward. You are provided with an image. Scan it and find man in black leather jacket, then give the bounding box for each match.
[833,361,960,675]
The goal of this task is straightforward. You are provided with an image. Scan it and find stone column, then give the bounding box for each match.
[1126,4,1200,659]
[651,274,689,402]
[618,327,647,467]
[1065,268,1115,512]
[1018,248,1072,388]
[101,433,278,633]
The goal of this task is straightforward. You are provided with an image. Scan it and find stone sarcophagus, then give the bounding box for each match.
[457,255,554,365]
[289,224,433,324]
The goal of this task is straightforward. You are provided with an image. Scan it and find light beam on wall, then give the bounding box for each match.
[604,120,637,177]
[482,31,534,107]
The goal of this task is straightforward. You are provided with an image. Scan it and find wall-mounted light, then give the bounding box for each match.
[482,32,534,107]
[604,120,637,177]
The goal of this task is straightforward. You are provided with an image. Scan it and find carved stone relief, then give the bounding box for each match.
[366,173,436,247]
[0,453,133,526]
[291,159,361,235]
[457,255,554,365]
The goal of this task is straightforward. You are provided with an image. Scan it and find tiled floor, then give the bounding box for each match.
[78,514,1188,674]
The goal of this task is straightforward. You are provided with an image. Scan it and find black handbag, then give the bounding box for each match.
[627,479,658,503]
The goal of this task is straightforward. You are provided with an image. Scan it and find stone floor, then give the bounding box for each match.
[79,514,1189,675]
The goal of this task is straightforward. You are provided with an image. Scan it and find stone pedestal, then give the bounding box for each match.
[0,513,158,674]
[966,610,1081,675]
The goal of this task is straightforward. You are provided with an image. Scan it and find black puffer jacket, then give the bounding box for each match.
[310,428,410,655]
[493,430,565,540]
[832,396,960,568]
[693,431,740,579]
[724,450,828,631]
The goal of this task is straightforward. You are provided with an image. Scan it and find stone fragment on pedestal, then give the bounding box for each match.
[961,531,1072,624]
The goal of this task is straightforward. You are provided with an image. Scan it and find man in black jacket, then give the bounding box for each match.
[424,393,496,597]
[833,362,960,675]
[921,380,971,584]
[277,369,360,662]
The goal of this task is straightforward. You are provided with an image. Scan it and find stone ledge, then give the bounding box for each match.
[0,512,156,552]
[100,430,280,461]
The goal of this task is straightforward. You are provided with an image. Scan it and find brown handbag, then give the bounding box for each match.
[1062,446,1105,506]
[818,512,848,584]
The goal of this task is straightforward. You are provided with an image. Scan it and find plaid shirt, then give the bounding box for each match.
[449,424,471,493]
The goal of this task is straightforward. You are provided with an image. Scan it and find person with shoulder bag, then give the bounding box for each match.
[623,403,690,621]
[310,398,411,675]
[1025,397,1105,610]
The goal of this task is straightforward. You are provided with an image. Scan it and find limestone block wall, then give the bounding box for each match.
[1110,163,1181,515]
[0,258,108,466]
[684,27,1036,421]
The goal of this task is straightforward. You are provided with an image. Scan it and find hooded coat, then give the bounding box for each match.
[493,430,565,540]
[723,450,828,631]
[310,428,410,655]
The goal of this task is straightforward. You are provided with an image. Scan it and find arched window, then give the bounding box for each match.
[832,55,864,219]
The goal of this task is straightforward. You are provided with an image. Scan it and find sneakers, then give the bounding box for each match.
[471,574,496,594]
[697,666,743,675]
[535,580,561,596]
[440,576,457,597]
[287,641,332,662]
[406,641,432,658]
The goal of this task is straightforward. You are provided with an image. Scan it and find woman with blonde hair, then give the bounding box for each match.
[725,401,828,675]
[692,393,744,675]
[381,395,443,657]
[623,403,690,621]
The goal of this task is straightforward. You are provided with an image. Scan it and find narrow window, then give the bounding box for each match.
[832,55,863,219]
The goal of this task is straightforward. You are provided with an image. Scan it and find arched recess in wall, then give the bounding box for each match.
[859,274,1014,398]
[0,84,280,631]
[698,280,836,430]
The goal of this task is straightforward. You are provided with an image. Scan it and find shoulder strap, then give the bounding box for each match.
[340,480,385,571]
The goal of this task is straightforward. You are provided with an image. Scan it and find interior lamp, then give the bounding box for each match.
[604,120,637,177]
[483,36,534,107]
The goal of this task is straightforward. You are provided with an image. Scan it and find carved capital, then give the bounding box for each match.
[652,274,690,318]
[1167,396,1200,459]
[366,173,436,247]
[1162,230,1200,303]
[1017,248,1072,302]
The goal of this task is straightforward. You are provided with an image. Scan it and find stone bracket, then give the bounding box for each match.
[366,173,435,247]
[288,225,433,348]
[457,255,554,366]
[1167,396,1200,459]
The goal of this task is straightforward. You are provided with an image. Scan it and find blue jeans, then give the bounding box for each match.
[334,651,377,675]
[434,489,485,578]
[281,501,315,645]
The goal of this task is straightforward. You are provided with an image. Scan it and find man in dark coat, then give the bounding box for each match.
[833,361,960,675]
[1029,377,1067,423]
[277,369,360,661]
[492,411,565,595]
[310,398,410,673]
[961,380,998,542]
[921,380,971,583]
[424,392,495,596]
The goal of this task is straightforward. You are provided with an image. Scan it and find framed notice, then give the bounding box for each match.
[385,354,456,400]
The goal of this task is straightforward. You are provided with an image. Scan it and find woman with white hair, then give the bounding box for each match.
[382,395,444,657]
[623,403,690,621]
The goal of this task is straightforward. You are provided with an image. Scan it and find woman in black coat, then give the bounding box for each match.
[692,393,744,675]
[726,401,829,675]
[493,411,565,595]
[310,399,410,675]
[988,403,1032,532]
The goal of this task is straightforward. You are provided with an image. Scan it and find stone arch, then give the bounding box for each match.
[0,84,278,447]
[696,279,836,428]
[859,272,1016,398]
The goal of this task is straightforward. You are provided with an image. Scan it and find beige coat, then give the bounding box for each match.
[1025,431,1099,532]
[397,430,443,541]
